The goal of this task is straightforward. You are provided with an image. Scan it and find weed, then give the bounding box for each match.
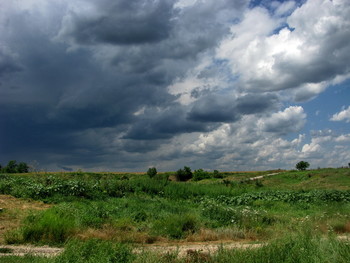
[152,214,200,239]
[55,239,134,263]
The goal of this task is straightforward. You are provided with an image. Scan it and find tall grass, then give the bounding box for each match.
[214,232,350,263]
[55,239,134,263]
[6,207,78,245]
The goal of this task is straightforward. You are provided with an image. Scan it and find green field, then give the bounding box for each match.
[0,168,350,262]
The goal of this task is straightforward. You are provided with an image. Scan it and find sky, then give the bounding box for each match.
[1,0,350,172]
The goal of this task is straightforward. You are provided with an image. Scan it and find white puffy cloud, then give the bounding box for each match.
[179,119,350,170]
[301,143,321,155]
[335,134,350,142]
[216,0,350,101]
[259,106,306,135]
[330,106,350,123]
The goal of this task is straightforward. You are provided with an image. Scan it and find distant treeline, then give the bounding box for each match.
[0,160,29,173]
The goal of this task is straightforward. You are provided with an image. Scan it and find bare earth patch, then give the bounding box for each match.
[0,245,63,257]
[0,241,262,258]
[134,241,264,258]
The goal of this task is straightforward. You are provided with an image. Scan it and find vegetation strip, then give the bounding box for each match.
[0,167,349,262]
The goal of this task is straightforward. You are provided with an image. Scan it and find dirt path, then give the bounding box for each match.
[0,245,63,257]
[249,172,279,181]
[0,241,263,258]
[2,236,349,258]
[134,241,264,258]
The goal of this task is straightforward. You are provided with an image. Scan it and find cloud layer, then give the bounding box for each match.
[1,0,349,171]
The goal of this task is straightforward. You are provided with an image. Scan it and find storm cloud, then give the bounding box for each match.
[58,0,175,45]
[1,0,350,171]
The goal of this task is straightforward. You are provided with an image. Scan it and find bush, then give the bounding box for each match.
[213,170,223,178]
[152,214,199,239]
[193,169,210,181]
[175,166,192,181]
[1,160,29,173]
[147,167,157,178]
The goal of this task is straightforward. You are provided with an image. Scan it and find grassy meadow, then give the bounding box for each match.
[0,168,350,262]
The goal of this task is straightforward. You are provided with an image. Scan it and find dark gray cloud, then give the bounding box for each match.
[124,106,212,140]
[58,165,74,171]
[188,93,279,123]
[188,94,239,123]
[1,0,348,171]
[59,0,175,45]
[0,49,22,76]
[236,93,279,114]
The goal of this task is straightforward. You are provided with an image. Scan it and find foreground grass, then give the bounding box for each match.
[0,168,350,255]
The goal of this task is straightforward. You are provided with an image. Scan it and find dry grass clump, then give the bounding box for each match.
[185,228,251,242]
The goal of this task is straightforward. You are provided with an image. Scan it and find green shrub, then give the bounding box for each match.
[193,169,210,181]
[175,166,192,181]
[213,170,223,178]
[101,180,135,198]
[1,160,29,173]
[147,167,158,178]
[152,214,199,239]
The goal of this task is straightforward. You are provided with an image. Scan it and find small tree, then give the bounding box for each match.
[175,166,192,181]
[17,162,29,173]
[296,161,310,171]
[147,167,157,178]
[4,160,18,173]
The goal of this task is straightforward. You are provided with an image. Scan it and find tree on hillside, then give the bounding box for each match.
[296,161,310,171]
[1,160,29,173]
[147,167,157,178]
[4,160,18,173]
[17,162,29,173]
[175,166,193,181]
